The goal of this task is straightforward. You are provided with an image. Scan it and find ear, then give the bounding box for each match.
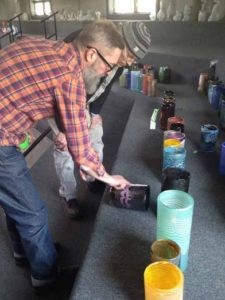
[85,47,97,64]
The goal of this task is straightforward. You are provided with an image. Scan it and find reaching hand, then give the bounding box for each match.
[107,175,131,190]
[80,165,131,190]
[54,132,68,151]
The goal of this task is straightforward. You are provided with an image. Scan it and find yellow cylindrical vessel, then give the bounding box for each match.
[164,139,181,148]
[144,261,184,300]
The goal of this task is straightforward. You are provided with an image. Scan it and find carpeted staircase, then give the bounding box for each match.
[70,83,225,300]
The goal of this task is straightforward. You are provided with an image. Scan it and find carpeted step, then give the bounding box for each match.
[70,83,225,300]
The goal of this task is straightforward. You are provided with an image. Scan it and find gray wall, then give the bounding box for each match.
[0,0,107,20]
[53,0,107,16]
[148,21,225,47]
[1,0,225,22]
[0,0,21,19]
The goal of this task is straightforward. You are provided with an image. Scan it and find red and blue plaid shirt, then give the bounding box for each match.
[0,37,105,176]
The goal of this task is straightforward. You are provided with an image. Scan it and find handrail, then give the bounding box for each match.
[7,12,24,23]
[40,11,58,23]
[7,13,23,42]
[41,11,58,40]
[0,31,13,49]
[23,127,52,157]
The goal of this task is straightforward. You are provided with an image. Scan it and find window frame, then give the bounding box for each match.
[29,0,52,19]
[107,0,158,20]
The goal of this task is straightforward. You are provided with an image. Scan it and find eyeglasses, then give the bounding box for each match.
[87,45,115,71]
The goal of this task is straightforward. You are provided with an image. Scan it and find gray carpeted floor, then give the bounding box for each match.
[71,83,225,300]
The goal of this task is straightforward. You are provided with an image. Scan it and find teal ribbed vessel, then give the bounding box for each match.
[157,190,194,271]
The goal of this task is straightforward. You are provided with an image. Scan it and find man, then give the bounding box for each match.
[52,22,151,219]
[0,20,129,289]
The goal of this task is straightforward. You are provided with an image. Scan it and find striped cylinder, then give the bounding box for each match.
[157,190,194,271]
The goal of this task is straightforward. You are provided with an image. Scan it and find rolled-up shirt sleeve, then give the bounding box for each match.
[54,76,105,177]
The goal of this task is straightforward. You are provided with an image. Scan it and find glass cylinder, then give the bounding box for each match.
[161,167,190,192]
[147,74,154,96]
[150,239,181,266]
[119,69,128,88]
[197,72,208,93]
[160,98,175,131]
[157,190,194,271]
[164,131,185,148]
[158,66,165,83]
[137,73,143,93]
[144,261,184,300]
[151,79,157,97]
[164,139,181,148]
[208,81,213,105]
[200,124,219,152]
[218,92,225,130]
[164,90,174,98]
[163,147,186,170]
[163,67,171,84]
[219,142,225,176]
[142,74,148,95]
[125,71,131,89]
[211,84,223,110]
[164,131,185,142]
[130,70,140,92]
[167,116,185,133]
[158,67,171,84]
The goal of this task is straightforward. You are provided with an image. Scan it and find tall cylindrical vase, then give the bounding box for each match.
[161,167,190,192]
[200,124,219,152]
[157,190,194,271]
[163,147,186,170]
[197,72,208,93]
[164,130,185,148]
[208,81,213,104]
[167,116,185,133]
[211,84,223,110]
[219,93,225,130]
[219,142,225,176]
[160,98,176,131]
[144,261,184,300]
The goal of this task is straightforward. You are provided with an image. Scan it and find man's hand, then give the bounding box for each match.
[107,175,131,190]
[90,114,102,128]
[54,132,68,151]
[80,165,131,190]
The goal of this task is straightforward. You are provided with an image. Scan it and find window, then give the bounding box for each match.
[30,1,52,17]
[108,0,157,19]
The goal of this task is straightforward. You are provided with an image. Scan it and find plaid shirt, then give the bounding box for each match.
[0,37,105,176]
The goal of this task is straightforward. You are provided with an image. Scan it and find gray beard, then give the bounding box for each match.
[83,67,102,95]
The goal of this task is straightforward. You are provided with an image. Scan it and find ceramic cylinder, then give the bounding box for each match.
[144,261,184,300]
[200,124,219,152]
[150,239,181,266]
[157,190,194,271]
[219,142,225,176]
[164,130,185,148]
[163,147,186,170]
[161,167,190,192]
[211,84,223,110]
[167,116,185,133]
[197,73,208,93]
[160,98,175,131]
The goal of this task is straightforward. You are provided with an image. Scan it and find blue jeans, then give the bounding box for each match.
[0,146,58,279]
